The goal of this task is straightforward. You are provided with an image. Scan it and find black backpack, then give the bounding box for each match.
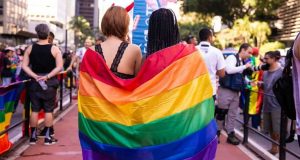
[272,34,299,120]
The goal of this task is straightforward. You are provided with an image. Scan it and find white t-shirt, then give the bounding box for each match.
[76,47,87,63]
[197,41,226,95]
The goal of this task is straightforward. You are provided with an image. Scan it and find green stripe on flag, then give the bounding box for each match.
[79,98,215,148]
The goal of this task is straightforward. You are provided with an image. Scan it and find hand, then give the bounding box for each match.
[33,75,41,81]
[257,81,264,87]
[250,81,256,87]
[37,75,48,82]
[245,62,252,68]
[66,66,72,72]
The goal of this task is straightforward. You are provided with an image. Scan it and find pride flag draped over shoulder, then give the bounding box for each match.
[0,83,24,154]
[78,44,217,160]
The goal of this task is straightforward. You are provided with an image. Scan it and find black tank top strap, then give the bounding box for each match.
[95,44,105,62]
[110,42,129,72]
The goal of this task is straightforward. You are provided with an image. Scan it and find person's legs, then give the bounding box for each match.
[42,87,57,145]
[286,120,295,143]
[216,88,231,143]
[251,114,260,129]
[29,90,42,145]
[226,91,240,145]
[29,112,39,145]
[269,110,281,155]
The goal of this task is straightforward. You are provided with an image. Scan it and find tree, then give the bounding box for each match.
[215,17,272,48]
[182,0,284,26]
[178,12,212,40]
[69,16,93,47]
[250,21,271,47]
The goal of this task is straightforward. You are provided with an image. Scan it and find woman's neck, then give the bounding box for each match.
[106,35,124,42]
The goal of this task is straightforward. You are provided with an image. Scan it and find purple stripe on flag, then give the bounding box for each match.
[81,138,217,160]
[185,138,218,160]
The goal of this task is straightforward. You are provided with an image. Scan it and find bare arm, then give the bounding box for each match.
[47,46,63,78]
[22,45,39,80]
[66,54,78,71]
[133,46,142,75]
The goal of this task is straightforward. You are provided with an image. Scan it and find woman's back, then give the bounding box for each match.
[91,37,142,79]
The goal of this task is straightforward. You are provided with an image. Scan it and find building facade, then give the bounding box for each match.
[27,0,75,49]
[76,0,99,31]
[276,0,300,44]
[0,0,31,45]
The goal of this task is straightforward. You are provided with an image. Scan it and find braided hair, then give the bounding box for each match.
[146,8,180,57]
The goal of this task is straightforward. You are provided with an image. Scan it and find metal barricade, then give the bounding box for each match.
[0,71,75,156]
[240,89,300,160]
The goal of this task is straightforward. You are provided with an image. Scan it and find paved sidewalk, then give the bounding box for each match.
[11,102,255,160]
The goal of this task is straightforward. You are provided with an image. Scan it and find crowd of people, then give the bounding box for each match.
[2,5,300,159]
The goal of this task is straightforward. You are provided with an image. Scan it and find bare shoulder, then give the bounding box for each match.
[51,45,62,57]
[127,44,142,55]
[51,45,61,52]
[25,45,33,55]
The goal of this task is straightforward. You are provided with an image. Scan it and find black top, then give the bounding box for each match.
[29,43,56,73]
[1,57,12,77]
[95,42,135,79]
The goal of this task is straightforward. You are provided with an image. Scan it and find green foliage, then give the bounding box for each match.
[178,12,212,40]
[182,0,284,25]
[215,16,271,49]
[69,16,93,47]
[260,41,285,55]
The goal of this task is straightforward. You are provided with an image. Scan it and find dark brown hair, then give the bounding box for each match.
[265,51,281,61]
[101,6,129,41]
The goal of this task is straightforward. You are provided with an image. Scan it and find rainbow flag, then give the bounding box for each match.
[247,56,263,115]
[78,44,217,160]
[0,83,23,155]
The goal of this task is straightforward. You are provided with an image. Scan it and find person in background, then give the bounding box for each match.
[66,38,93,72]
[1,48,14,86]
[246,47,264,130]
[8,47,19,82]
[197,28,226,142]
[95,35,106,45]
[292,33,300,147]
[185,35,198,46]
[22,23,63,145]
[48,32,55,44]
[258,51,282,155]
[217,43,252,145]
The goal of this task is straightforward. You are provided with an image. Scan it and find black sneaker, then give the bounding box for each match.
[29,137,37,145]
[286,134,295,143]
[44,136,58,145]
[227,132,240,145]
[38,127,55,138]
